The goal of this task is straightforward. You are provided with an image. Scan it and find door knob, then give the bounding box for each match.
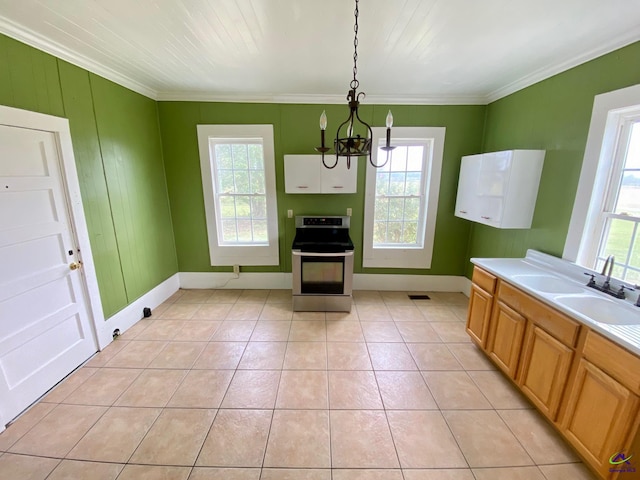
[69,261,82,270]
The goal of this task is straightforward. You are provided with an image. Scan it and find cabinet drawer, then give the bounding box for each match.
[498,281,580,346]
[472,267,497,294]
[583,330,640,395]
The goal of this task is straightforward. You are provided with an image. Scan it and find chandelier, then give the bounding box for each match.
[315,0,394,169]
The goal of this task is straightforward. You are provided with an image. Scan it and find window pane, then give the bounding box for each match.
[390,148,407,171]
[236,219,253,242]
[373,221,387,244]
[404,197,420,221]
[615,171,640,216]
[232,144,249,169]
[403,222,418,244]
[219,196,236,219]
[248,144,264,170]
[387,222,402,243]
[253,220,268,242]
[388,198,405,221]
[215,144,233,169]
[251,196,266,218]
[376,172,389,195]
[389,172,405,195]
[406,172,421,195]
[235,196,251,218]
[407,146,424,171]
[218,169,235,193]
[600,217,634,261]
[250,170,265,194]
[233,171,250,193]
[626,267,640,285]
[221,219,238,242]
[374,197,389,221]
[626,122,640,169]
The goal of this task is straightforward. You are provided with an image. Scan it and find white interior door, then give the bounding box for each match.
[0,123,98,425]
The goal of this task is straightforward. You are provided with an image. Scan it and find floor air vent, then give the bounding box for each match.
[408,294,431,300]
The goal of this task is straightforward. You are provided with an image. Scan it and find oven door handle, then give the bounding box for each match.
[292,251,354,258]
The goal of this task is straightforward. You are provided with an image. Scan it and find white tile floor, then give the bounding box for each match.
[0,289,598,480]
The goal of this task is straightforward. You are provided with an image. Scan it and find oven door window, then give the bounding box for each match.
[301,256,345,294]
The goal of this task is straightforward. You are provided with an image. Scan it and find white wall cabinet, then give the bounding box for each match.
[284,155,357,194]
[455,149,545,229]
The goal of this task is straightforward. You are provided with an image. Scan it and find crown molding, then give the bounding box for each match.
[0,15,158,100]
[155,91,488,105]
[486,30,640,103]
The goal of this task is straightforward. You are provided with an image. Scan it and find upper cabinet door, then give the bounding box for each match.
[455,154,481,221]
[454,149,544,229]
[284,155,357,194]
[320,157,357,193]
[284,155,321,193]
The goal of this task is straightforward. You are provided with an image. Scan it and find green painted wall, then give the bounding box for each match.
[5,28,638,290]
[0,34,178,317]
[158,101,486,275]
[466,41,640,277]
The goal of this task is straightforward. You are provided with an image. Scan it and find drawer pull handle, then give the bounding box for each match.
[481,216,491,220]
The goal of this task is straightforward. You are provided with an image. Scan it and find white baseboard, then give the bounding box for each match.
[460,276,473,297]
[179,272,292,289]
[354,274,468,292]
[96,274,180,349]
[178,271,470,294]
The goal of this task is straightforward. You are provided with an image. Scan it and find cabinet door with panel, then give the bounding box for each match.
[466,284,493,348]
[487,301,526,378]
[455,154,481,221]
[284,155,321,193]
[320,157,357,193]
[517,324,573,420]
[561,359,639,478]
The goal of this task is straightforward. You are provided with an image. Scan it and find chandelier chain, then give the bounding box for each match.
[351,0,359,90]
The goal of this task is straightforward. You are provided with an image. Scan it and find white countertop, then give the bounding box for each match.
[471,250,640,356]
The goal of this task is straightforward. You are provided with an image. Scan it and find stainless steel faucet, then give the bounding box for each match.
[601,255,615,289]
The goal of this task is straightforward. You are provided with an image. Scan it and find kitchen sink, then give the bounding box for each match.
[511,274,587,295]
[556,295,640,325]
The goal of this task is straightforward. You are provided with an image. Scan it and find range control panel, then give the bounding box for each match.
[296,216,350,229]
[304,217,342,226]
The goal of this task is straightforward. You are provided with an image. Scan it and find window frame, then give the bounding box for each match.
[197,124,279,266]
[363,126,445,269]
[564,84,640,278]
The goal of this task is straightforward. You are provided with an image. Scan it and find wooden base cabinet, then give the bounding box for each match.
[465,268,496,347]
[487,301,526,378]
[561,359,639,478]
[465,267,640,479]
[518,324,573,420]
[466,284,493,347]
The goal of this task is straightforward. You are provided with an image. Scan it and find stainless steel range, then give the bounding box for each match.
[292,215,354,312]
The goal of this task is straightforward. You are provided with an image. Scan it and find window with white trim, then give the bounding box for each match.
[591,113,640,281]
[565,84,640,284]
[363,127,445,269]
[197,125,279,266]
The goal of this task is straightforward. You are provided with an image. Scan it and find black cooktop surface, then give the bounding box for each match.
[292,228,354,252]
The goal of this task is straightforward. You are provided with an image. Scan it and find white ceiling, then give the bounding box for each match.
[1,0,639,104]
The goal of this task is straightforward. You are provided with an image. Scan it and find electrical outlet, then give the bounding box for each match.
[347,208,352,216]
[233,264,240,278]
[287,209,293,218]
